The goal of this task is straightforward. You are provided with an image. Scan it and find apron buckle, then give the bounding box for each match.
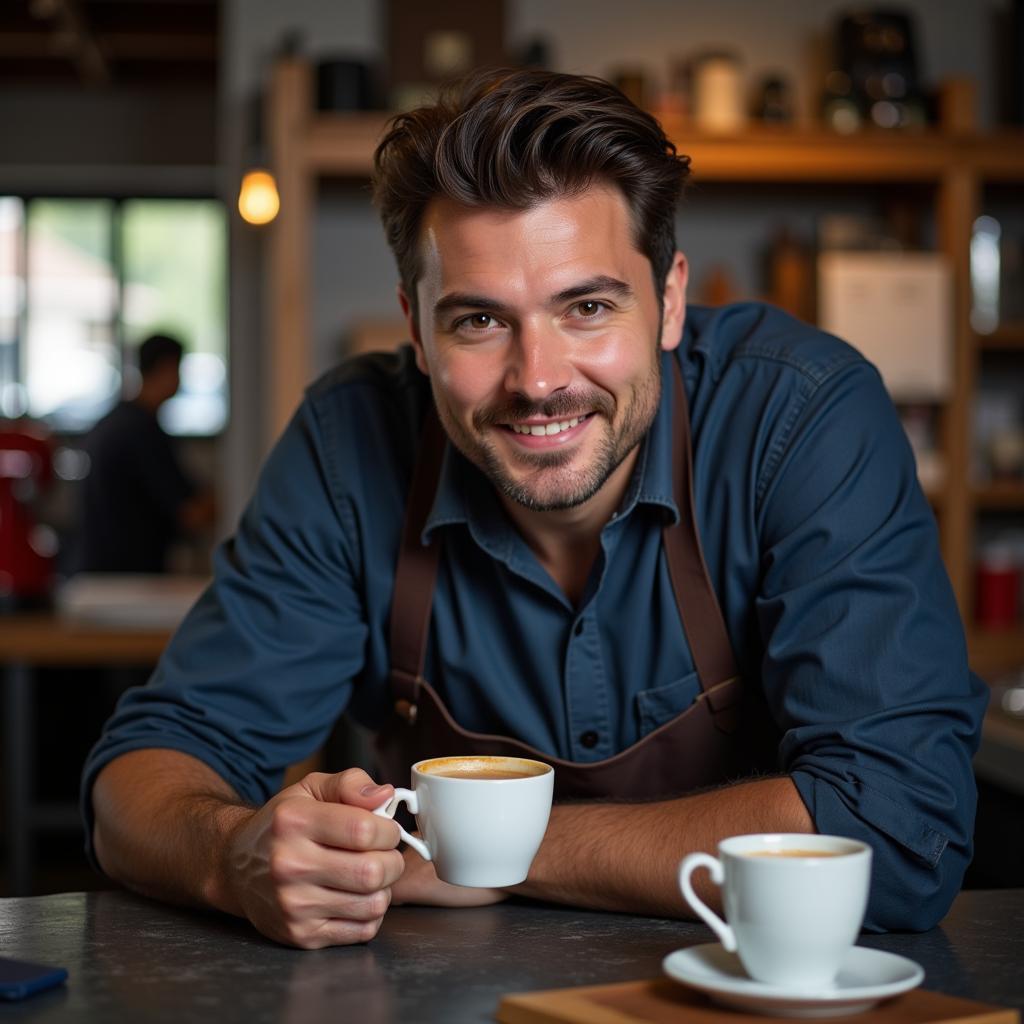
[395,698,418,724]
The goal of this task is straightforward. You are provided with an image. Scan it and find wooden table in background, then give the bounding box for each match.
[0,614,174,896]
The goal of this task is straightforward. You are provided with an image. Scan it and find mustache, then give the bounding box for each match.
[474,389,614,429]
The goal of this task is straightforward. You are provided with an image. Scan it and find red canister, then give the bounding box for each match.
[975,544,1021,630]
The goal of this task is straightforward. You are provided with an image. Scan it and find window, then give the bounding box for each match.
[0,197,227,436]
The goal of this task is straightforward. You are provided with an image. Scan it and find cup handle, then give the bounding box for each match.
[678,852,736,951]
[372,788,432,861]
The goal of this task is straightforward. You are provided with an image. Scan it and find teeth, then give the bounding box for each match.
[511,416,583,436]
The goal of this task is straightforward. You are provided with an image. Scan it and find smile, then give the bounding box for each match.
[507,414,590,437]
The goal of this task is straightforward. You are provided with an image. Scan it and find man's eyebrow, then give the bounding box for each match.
[433,293,513,320]
[433,276,634,322]
[551,276,634,304]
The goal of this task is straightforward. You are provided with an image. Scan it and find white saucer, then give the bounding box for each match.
[662,942,925,1018]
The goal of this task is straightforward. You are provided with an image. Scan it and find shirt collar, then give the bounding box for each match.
[421,346,682,544]
[422,440,471,543]
[615,346,678,525]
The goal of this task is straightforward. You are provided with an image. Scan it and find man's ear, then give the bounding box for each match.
[398,285,429,375]
[659,251,688,352]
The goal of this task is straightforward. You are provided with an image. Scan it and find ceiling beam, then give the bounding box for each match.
[0,30,217,61]
[29,0,111,85]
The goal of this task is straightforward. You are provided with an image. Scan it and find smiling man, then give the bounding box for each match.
[84,69,986,949]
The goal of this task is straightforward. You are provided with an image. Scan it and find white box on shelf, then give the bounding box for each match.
[817,251,953,402]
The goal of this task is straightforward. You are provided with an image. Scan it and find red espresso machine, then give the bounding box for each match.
[0,420,55,606]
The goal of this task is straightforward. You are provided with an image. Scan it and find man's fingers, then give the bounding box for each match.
[263,861,400,949]
[271,795,402,853]
[284,915,386,950]
[270,845,406,894]
[276,880,394,925]
[301,768,394,811]
[260,898,387,949]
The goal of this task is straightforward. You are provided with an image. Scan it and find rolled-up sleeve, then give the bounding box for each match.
[755,359,988,932]
[80,396,369,859]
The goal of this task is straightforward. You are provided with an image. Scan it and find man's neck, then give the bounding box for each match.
[133,388,163,415]
[498,446,640,605]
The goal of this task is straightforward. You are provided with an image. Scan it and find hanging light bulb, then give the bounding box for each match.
[238,169,280,225]
[237,89,279,226]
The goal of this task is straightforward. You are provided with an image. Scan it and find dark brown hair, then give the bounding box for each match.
[138,332,183,376]
[372,68,691,318]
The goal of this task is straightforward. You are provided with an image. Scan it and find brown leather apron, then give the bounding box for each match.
[376,360,779,800]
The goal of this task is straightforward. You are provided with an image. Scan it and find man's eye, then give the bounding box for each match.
[460,314,497,330]
[576,301,605,317]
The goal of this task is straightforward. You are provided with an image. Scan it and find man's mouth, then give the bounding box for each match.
[506,413,590,437]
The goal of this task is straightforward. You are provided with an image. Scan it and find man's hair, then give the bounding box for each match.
[138,333,184,377]
[372,68,691,318]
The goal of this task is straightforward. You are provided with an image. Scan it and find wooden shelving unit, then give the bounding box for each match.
[978,326,1024,352]
[970,629,1024,682]
[974,482,1024,511]
[266,60,1024,681]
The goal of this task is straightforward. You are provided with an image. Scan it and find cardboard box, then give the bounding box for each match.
[818,251,953,401]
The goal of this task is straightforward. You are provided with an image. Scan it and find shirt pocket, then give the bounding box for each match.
[636,671,701,738]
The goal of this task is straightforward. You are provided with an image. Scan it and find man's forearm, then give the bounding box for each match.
[512,776,813,915]
[92,749,255,916]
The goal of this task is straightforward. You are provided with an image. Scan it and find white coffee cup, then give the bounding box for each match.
[372,755,554,887]
[678,833,872,990]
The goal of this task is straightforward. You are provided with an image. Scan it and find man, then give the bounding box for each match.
[83,70,986,949]
[76,333,215,574]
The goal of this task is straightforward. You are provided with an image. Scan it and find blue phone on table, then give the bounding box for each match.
[0,956,68,1000]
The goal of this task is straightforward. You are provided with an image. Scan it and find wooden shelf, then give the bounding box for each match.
[970,628,1024,682]
[967,131,1024,180]
[650,120,955,183]
[307,113,391,175]
[977,326,1024,351]
[298,112,979,184]
[298,113,1024,186]
[973,482,1024,510]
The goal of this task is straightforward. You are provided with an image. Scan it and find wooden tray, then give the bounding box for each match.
[497,978,1021,1024]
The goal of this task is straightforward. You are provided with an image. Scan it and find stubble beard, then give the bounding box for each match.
[432,357,664,513]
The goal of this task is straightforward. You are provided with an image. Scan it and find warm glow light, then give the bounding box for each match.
[237,169,280,225]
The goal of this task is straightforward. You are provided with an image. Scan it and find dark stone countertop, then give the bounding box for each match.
[1,888,1022,1022]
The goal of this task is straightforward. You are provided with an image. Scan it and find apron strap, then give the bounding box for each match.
[388,406,445,702]
[662,358,740,698]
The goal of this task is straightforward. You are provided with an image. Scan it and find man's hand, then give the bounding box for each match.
[222,768,406,949]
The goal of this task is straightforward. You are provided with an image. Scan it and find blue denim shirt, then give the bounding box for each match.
[82,302,987,931]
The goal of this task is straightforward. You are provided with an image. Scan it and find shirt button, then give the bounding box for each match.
[574,620,584,637]
[580,730,599,749]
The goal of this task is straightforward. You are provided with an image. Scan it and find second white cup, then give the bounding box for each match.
[678,833,872,990]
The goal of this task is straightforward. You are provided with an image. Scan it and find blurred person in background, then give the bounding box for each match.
[75,333,215,574]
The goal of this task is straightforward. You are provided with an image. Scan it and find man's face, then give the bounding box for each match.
[402,185,686,512]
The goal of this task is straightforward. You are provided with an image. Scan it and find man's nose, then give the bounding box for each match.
[503,321,572,402]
